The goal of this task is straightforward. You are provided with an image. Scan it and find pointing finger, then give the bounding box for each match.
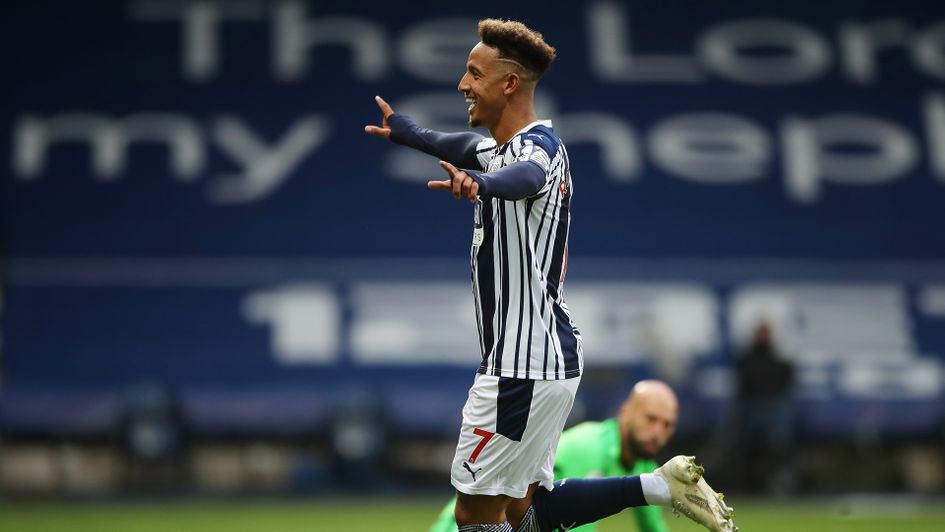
[427,180,452,191]
[364,125,391,138]
[375,95,394,118]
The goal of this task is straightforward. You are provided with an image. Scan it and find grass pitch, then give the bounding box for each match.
[1,497,943,531]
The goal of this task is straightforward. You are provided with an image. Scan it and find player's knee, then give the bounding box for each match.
[504,482,539,527]
[455,492,510,525]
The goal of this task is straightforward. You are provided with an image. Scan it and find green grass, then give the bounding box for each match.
[1,498,943,532]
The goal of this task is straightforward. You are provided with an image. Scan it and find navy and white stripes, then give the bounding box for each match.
[471,120,583,381]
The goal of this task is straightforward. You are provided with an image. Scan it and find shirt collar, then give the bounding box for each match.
[498,120,553,149]
[514,119,553,137]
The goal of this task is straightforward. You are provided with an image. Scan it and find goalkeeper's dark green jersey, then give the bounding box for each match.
[429,418,668,532]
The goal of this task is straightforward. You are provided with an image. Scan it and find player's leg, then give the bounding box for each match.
[503,376,580,529]
[504,482,539,529]
[454,492,512,530]
[523,475,652,530]
[520,457,736,532]
[450,374,529,530]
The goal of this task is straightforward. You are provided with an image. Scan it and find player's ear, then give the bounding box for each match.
[503,71,521,95]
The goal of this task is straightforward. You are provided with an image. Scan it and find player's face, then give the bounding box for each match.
[458,43,510,130]
[621,394,678,459]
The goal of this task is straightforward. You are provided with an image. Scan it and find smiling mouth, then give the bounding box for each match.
[465,96,476,113]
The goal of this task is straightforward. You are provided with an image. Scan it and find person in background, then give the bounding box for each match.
[735,320,795,493]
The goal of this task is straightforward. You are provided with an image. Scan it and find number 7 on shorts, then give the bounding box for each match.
[468,428,495,463]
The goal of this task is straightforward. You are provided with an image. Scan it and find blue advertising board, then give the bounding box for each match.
[3,0,944,438]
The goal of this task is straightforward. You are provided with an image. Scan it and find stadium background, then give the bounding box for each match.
[2,0,944,529]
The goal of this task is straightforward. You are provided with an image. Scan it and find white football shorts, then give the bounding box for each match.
[450,373,581,498]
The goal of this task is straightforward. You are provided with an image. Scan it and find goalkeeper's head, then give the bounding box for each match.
[618,380,679,461]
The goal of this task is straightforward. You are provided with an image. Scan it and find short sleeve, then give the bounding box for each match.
[515,132,556,173]
[475,137,498,170]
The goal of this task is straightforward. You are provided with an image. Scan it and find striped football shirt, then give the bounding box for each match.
[470,120,583,380]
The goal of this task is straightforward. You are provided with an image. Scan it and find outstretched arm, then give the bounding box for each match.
[428,160,546,203]
[364,96,487,170]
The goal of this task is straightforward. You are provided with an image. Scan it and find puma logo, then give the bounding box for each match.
[462,461,483,481]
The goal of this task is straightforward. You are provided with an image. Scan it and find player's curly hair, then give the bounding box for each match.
[478,19,557,80]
